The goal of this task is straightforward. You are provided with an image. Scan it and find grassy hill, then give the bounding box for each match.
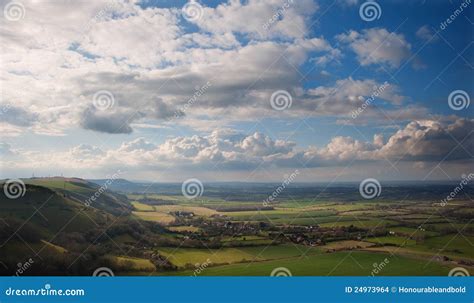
[24,177,132,216]
[0,183,111,238]
[0,179,170,276]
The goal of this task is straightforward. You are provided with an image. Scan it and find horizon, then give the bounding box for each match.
[4,175,470,185]
[1,0,472,183]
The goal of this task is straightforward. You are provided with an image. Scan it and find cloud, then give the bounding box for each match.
[119,138,157,152]
[0,0,341,135]
[337,0,359,6]
[80,106,135,134]
[193,0,319,40]
[415,25,438,43]
[70,144,105,160]
[337,28,413,68]
[0,105,38,127]
[0,142,14,156]
[0,0,468,182]
[6,118,472,176]
[377,118,474,161]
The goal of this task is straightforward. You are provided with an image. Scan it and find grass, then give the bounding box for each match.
[40,240,67,253]
[388,227,438,237]
[168,226,200,233]
[132,211,175,225]
[321,240,375,251]
[0,240,66,261]
[154,251,452,276]
[157,244,315,268]
[269,216,360,226]
[0,188,107,237]
[425,222,474,231]
[222,209,336,221]
[132,204,218,224]
[319,219,397,229]
[157,247,260,267]
[26,178,90,193]
[112,256,156,271]
[111,234,138,244]
[420,234,474,257]
[131,201,155,211]
[153,205,217,216]
[221,235,268,242]
[366,236,416,247]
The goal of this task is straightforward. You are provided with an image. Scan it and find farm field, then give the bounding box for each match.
[1,178,472,276]
[153,251,454,276]
[156,244,316,268]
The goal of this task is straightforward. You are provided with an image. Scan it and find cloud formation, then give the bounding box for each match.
[337,28,413,68]
[3,119,471,175]
[0,0,470,181]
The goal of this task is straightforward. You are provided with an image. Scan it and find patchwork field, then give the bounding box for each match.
[2,178,471,276]
[156,244,315,268]
[155,251,454,276]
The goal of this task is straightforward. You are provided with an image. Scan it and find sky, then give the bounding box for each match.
[0,0,473,182]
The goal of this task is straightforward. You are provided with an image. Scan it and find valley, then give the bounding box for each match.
[0,177,472,276]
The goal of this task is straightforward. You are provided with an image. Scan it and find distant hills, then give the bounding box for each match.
[89,178,474,202]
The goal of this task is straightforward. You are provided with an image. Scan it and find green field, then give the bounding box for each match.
[112,256,156,271]
[366,236,416,246]
[157,245,316,268]
[319,219,397,229]
[155,251,452,276]
[2,179,472,276]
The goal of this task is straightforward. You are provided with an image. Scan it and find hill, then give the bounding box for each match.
[0,179,170,275]
[25,177,132,215]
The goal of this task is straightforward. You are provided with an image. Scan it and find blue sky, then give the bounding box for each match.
[0,0,472,182]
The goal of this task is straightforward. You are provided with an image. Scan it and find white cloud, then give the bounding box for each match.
[0,0,466,181]
[193,0,318,40]
[3,119,471,178]
[415,25,438,43]
[337,28,413,68]
[0,0,341,135]
[377,118,474,161]
[0,142,14,156]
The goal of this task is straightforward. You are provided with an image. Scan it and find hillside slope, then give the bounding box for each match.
[25,177,132,215]
[0,181,171,275]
